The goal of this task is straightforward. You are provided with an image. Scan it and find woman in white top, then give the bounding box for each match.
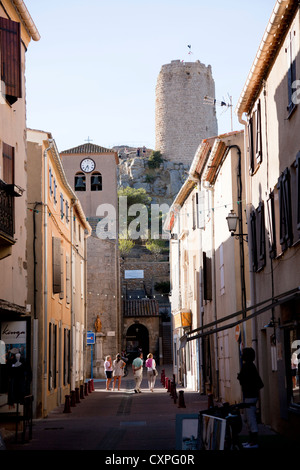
[104,355,113,390]
[145,353,156,392]
[112,353,125,391]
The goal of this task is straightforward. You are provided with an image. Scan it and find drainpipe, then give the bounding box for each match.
[197,184,205,394]
[32,201,42,418]
[70,204,75,392]
[43,140,53,416]
[237,114,257,353]
[203,181,219,399]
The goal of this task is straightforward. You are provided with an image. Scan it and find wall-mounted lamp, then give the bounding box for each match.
[226,210,248,241]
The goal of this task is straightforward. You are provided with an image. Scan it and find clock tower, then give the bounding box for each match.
[60,143,121,378]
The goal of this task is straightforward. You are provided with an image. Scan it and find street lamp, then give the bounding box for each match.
[226,209,248,241]
[226,210,238,233]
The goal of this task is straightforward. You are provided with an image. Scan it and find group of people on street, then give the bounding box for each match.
[104,351,157,393]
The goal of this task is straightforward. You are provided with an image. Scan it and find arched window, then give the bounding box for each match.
[91,171,102,191]
[74,172,86,191]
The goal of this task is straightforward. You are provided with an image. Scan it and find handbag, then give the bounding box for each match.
[153,368,158,377]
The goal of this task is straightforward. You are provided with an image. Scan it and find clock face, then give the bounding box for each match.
[80,158,95,173]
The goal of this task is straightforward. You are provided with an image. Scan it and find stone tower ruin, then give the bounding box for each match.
[155,60,218,164]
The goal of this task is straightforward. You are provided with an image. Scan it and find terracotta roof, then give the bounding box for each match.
[123,299,159,317]
[236,0,298,117]
[61,143,114,154]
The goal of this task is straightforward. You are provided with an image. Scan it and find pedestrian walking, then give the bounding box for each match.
[112,353,125,391]
[237,347,264,449]
[132,351,143,393]
[104,355,113,390]
[145,353,157,392]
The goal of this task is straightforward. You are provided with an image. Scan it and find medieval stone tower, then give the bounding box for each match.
[155,60,218,164]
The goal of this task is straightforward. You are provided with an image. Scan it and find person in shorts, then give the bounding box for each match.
[104,355,113,390]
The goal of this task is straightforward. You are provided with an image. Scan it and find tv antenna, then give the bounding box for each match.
[204,94,233,131]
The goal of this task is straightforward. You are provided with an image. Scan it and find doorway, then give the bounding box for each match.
[126,323,149,363]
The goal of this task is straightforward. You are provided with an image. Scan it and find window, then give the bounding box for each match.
[75,172,86,191]
[192,193,199,230]
[66,254,71,304]
[266,191,277,259]
[2,143,14,184]
[0,17,21,105]
[203,251,212,301]
[257,201,266,270]
[60,193,64,220]
[91,171,102,191]
[48,322,57,390]
[63,328,70,386]
[219,243,225,295]
[277,168,293,251]
[250,202,266,272]
[52,237,62,294]
[53,178,57,204]
[248,100,262,175]
[286,24,297,116]
[256,100,262,164]
[250,210,258,272]
[49,168,53,195]
[290,153,300,243]
[65,201,69,223]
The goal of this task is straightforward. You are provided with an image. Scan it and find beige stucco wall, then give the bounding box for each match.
[26,130,89,417]
[0,2,33,308]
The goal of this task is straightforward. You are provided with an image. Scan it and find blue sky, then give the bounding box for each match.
[24,0,276,152]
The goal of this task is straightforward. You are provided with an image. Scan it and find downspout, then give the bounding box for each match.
[203,181,219,399]
[197,183,205,394]
[43,141,53,416]
[237,112,257,352]
[32,201,42,418]
[70,204,75,391]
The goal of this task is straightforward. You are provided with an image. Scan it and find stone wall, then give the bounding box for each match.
[155,60,218,164]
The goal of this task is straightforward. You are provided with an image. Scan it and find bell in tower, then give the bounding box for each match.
[91,172,102,191]
[75,173,86,191]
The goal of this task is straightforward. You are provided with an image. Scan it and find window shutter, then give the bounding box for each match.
[0,17,21,104]
[257,202,266,270]
[248,117,254,175]
[203,251,212,301]
[59,245,64,299]
[296,152,300,230]
[278,169,293,250]
[256,100,262,164]
[266,192,276,258]
[198,191,205,229]
[2,143,14,184]
[250,210,258,272]
[66,254,71,304]
[52,237,62,294]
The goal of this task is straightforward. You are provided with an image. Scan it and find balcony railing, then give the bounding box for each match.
[0,179,15,241]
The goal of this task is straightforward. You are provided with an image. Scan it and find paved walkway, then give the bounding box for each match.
[2,365,292,452]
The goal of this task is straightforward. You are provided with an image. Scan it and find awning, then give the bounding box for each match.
[183,286,300,343]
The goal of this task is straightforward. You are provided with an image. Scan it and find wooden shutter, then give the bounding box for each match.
[59,245,64,299]
[257,202,266,270]
[52,237,62,294]
[2,143,14,184]
[0,17,21,104]
[248,117,254,175]
[296,152,300,230]
[255,100,262,164]
[278,169,293,250]
[266,192,277,258]
[203,251,212,301]
[250,210,258,272]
